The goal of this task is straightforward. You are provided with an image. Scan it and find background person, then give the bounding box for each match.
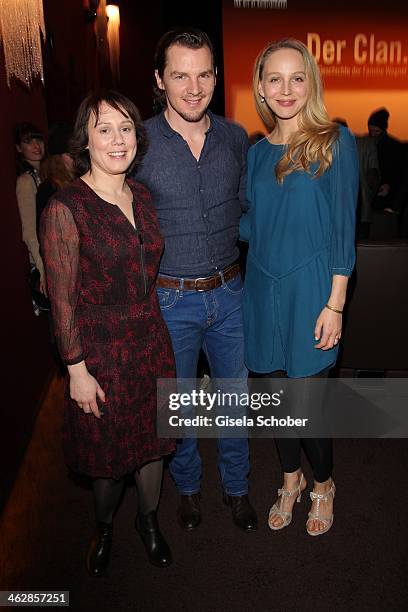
[40,90,176,576]
[241,38,358,536]
[368,107,403,215]
[36,121,75,228]
[355,132,380,239]
[332,118,380,240]
[14,122,47,314]
[36,121,76,378]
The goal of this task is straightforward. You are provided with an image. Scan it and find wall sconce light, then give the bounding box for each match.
[86,0,120,85]
[0,0,46,88]
[106,4,120,83]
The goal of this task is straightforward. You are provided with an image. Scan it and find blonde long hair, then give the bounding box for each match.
[253,38,339,183]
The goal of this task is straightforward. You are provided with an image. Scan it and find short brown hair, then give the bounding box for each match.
[70,90,147,176]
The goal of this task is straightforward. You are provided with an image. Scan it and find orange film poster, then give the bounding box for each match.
[222,0,408,139]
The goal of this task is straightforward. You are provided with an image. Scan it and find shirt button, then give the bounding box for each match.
[197,165,201,169]
[203,213,207,218]
[199,188,204,193]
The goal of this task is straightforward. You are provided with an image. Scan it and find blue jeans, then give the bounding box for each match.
[157,272,249,496]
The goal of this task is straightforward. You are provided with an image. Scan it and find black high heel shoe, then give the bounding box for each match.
[135,511,172,568]
[86,522,113,577]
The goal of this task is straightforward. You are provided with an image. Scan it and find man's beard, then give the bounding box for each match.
[177,109,207,123]
[167,97,209,123]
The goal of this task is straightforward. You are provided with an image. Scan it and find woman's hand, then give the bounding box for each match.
[314,308,342,350]
[39,273,48,297]
[67,362,106,418]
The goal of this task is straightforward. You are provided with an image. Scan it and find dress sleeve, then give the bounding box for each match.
[40,199,85,365]
[239,145,255,242]
[329,127,359,277]
[16,173,45,277]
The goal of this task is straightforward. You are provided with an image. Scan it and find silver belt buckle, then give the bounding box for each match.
[194,276,208,291]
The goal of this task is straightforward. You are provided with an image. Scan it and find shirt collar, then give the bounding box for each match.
[158,109,215,138]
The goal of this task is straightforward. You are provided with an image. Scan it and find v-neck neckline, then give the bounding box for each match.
[79,177,138,231]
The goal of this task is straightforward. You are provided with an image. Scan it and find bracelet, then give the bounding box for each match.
[325,303,343,314]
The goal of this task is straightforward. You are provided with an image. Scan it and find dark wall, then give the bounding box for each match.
[0,41,52,513]
[117,2,163,120]
[42,0,97,123]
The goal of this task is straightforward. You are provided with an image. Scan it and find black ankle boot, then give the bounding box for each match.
[135,511,172,568]
[86,522,113,577]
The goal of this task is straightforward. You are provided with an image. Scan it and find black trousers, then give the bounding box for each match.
[249,367,333,483]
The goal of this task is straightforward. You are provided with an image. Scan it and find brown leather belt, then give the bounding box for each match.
[157,263,241,292]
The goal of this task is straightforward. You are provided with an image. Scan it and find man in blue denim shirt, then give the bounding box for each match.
[136,28,257,533]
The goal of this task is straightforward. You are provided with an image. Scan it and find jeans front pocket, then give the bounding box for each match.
[222,273,244,295]
[156,287,179,310]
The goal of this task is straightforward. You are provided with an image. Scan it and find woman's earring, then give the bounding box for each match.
[260,95,265,104]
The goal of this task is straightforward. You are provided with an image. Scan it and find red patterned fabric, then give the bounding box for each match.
[40,178,175,478]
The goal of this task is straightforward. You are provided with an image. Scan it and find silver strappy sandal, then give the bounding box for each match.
[306,480,336,536]
[268,473,305,531]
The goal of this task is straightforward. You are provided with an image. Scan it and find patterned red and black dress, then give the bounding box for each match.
[40,178,175,479]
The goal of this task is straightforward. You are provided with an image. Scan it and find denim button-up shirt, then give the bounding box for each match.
[135,111,249,277]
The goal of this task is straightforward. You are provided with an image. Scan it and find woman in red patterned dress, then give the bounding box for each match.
[40,91,176,576]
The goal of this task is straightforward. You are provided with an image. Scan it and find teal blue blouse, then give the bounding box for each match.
[240,126,358,377]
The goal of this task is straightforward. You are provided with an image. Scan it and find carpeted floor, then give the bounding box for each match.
[1,375,408,612]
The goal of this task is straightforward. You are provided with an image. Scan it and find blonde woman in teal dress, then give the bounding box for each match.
[240,39,358,535]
